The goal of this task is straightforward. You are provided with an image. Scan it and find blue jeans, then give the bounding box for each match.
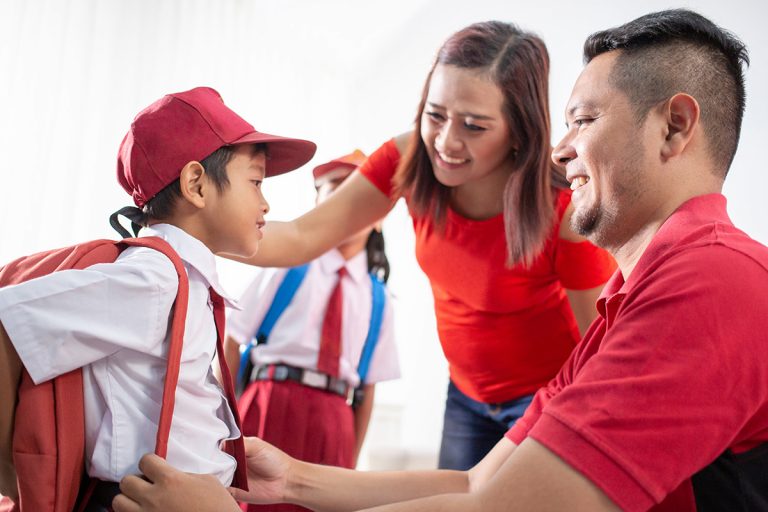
[438,381,534,470]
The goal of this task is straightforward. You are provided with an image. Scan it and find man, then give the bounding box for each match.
[111,9,767,512]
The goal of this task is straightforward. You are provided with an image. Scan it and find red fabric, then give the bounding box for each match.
[238,380,355,512]
[316,267,346,377]
[209,289,248,491]
[506,194,768,511]
[358,139,616,403]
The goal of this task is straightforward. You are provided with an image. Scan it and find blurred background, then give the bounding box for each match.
[1,0,765,470]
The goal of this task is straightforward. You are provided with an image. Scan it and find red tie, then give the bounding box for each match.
[209,288,248,491]
[317,267,346,377]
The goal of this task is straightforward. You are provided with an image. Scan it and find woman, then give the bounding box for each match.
[239,21,615,470]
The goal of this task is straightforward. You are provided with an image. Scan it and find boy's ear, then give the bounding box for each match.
[660,93,700,161]
[178,161,208,209]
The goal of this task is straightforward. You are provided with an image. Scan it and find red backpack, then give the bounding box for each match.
[0,237,189,512]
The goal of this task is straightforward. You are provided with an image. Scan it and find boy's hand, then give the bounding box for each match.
[112,454,239,512]
[229,436,294,505]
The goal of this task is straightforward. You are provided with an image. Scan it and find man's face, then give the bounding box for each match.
[552,52,658,250]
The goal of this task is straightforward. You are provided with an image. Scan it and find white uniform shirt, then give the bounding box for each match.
[227,249,400,387]
[0,224,241,484]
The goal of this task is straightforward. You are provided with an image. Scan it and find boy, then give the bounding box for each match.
[0,86,315,509]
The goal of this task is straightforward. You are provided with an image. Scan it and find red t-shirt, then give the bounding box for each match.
[358,139,616,403]
[506,194,768,511]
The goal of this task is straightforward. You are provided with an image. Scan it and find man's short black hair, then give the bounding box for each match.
[584,9,749,176]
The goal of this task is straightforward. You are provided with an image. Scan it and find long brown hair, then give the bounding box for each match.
[393,21,567,266]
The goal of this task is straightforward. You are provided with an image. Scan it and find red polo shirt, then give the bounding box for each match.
[506,194,768,511]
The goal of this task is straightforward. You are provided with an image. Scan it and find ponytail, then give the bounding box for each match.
[365,229,390,283]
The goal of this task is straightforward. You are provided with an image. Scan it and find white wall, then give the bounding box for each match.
[1,0,765,468]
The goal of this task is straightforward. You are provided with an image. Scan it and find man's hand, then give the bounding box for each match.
[112,454,239,512]
[229,436,294,504]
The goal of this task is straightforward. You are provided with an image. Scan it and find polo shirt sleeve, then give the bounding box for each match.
[525,245,768,511]
[226,267,286,346]
[357,139,401,198]
[0,247,178,385]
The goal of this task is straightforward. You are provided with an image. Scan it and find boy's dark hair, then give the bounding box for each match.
[145,143,267,220]
[365,229,390,283]
[111,143,266,236]
[584,9,749,176]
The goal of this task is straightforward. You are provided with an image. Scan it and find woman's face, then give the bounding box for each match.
[420,64,516,190]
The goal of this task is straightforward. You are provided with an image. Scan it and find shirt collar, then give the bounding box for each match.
[317,249,369,284]
[141,223,240,309]
[597,193,730,317]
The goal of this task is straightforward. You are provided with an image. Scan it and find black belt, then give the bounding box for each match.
[253,364,354,403]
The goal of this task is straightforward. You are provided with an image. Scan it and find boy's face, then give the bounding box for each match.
[203,145,269,259]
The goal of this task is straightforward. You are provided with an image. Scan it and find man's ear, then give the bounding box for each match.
[178,161,207,209]
[660,93,700,161]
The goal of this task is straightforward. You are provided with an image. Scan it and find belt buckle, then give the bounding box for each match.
[345,386,356,406]
[301,369,328,389]
[273,365,290,381]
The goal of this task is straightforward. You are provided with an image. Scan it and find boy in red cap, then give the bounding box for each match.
[0,87,315,510]
[222,150,399,512]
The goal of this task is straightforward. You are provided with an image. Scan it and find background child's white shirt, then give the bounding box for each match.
[227,249,400,386]
[0,223,241,485]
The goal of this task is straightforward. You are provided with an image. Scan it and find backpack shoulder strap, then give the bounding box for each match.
[119,237,189,459]
[236,265,309,388]
[356,274,386,384]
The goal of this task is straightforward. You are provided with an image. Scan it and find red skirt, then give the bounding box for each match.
[238,379,355,512]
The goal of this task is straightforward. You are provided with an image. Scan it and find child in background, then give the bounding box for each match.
[224,150,399,512]
[0,86,315,510]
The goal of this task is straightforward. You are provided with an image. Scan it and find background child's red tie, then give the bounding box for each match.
[317,266,346,377]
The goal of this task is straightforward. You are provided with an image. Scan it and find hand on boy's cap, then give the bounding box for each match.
[117,86,317,208]
[312,149,367,187]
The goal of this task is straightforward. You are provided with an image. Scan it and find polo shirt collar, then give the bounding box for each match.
[141,223,239,309]
[317,248,368,284]
[596,194,729,318]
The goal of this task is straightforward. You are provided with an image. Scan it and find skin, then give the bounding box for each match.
[168,145,270,260]
[112,48,726,512]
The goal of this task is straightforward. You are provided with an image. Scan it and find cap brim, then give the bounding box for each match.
[232,131,317,177]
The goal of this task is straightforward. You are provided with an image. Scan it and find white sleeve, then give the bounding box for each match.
[226,268,286,346]
[362,290,400,384]
[0,247,178,385]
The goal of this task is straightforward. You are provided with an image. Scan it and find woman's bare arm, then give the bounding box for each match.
[237,172,395,268]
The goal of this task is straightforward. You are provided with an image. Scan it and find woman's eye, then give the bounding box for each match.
[424,111,445,122]
[464,122,486,132]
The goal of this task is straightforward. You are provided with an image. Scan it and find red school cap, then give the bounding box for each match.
[312,149,367,187]
[117,86,317,207]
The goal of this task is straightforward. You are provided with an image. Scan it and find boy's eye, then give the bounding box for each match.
[251,180,263,187]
